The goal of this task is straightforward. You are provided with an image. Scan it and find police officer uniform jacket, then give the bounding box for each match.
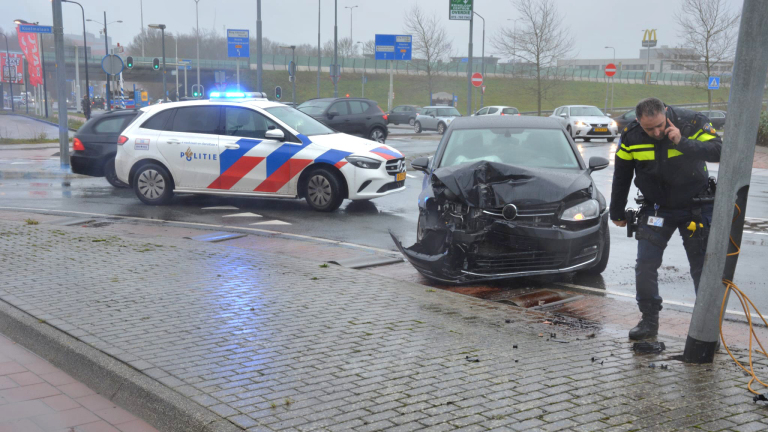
[610,105,723,221]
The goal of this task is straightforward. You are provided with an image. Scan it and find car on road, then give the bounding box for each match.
[472,106,520,116]
[613,109,636,132]
[550,105,618,142]
[115,92,406,212]
[414,106,461,135]
[392,116,610,283]
[699,110,727,130]
[297,97,389,143]
[70,109,142,188]
[388,105,422,126]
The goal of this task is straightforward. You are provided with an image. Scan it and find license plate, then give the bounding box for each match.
[594,128,608,132]
[396,172,406,181]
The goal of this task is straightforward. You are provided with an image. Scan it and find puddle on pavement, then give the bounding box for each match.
[494,289,579,309]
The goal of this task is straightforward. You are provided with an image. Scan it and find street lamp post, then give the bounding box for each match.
[333,0,338,98]
[605,46,615,113]
[175,34,179,99]
[140,0,144,57]
[256,0,263,93]
[357,41,365,97]
[194,0,201,95]
[1,33,14,112]
[317,0,321,98]
[149,24,167,101]
[87,15,121,111]
[506,18,523,77]
[474,11,485,110]
[345,6,358,44]
[281,45,296,104]
[14,19,47,117]
[62,0,90,119]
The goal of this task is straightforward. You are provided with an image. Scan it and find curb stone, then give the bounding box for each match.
[0,299,242,432]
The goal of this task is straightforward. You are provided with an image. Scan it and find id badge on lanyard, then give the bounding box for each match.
[647,204,664,227]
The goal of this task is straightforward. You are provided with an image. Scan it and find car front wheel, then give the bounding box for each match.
[414,121,422,134]
[437,123,446,135]
[134,163,174,205]
[369,127,386,143]
[409,118,415,126]
[304,168,344,212]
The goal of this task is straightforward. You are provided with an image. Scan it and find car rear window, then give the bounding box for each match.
[141,109,174,130]
[348,101,369,115]
[502,108,519,115]
[172,107,221,134]
[93,116,129,134]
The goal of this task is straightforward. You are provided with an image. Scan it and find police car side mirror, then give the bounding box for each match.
[265,129,285,141]
[411,157,430,173]
[588,156,609,173]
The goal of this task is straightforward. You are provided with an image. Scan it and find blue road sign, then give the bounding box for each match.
[227,29,250,58]
[18,25,52,34]
[180,59,192,70]
[89,86,94,98]
[374,34,412,61]
[708,76,720,90]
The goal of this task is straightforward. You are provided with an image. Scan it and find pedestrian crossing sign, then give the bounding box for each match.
[708,77,720,90]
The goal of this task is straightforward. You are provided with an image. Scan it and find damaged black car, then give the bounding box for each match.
[391,116,611,284]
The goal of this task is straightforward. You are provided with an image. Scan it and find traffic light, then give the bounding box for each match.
[126,56,134,69]
[152,58,160,70]
[275,86,282,100]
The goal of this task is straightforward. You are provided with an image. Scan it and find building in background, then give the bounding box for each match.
[557,46,733,75]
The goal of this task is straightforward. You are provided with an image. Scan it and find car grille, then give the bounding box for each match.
[483,202,559,227]
[377,180,405,193]
[471,251,567,274]
[590,123,608,127]
[386,158,406,176]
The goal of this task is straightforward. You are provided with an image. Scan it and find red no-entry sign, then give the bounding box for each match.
[471,72,483,87]
[605,63,617,77]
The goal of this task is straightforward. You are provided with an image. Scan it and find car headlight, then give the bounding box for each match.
[610,120,617,128]
[575,121,589,128]
[345,155,381,169]
[561,199,599,221]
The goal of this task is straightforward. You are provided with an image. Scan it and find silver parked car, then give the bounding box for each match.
[414,105,462,135]
[550,105,618,142]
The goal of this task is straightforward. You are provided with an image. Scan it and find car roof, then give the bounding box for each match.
[303,97,374,103]
[561,105,598,108]
[450,116,563,130]
[137,99,288,114]
[423,105,458,109]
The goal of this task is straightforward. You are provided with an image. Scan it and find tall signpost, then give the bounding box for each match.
[449,0,473,115]
[52,0,69,168]
[227,29,249,91]
[374,34,412,112]
[642,29,657,85]
[604,63,616,113]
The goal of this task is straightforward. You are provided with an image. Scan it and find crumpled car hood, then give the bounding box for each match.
[431,161,592,208]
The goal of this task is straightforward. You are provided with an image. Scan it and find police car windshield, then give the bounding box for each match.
[439,128,580,169]
[265,106,335,136]
[570,107,605,117]
[297,101,332,116]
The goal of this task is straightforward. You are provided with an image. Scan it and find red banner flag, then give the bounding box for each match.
[17,27,42,87]
[0,53,24,85]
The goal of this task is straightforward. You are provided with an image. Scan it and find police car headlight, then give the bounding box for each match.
[561,199,599,221]
[345,156,382,169]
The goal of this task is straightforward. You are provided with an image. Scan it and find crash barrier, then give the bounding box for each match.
[520,100,744,117]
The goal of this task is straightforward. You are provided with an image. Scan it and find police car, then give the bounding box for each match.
[114,92,406,212]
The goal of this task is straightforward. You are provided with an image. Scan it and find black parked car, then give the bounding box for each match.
[297,98,389,143]
[613,109,636,132]
[70,109,141,187]
[388,105,422,126]
[699,110,727,130]
[392,116,610,284]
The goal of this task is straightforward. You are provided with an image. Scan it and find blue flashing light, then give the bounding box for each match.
[225,92,246,98]
[210,91,221,98]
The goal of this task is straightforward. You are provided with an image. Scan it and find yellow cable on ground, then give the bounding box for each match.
[717,204,768,398]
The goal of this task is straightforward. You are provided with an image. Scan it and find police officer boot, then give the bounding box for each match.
[629,303,662,340]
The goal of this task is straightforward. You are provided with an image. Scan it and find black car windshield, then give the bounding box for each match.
[437,107,461,117]
[570,107,605,117]
[297,100,332,116]
[439,128,580,169]
[265,106,335,136]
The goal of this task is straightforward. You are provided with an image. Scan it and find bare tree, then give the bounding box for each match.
[362,40,375,57]
[403,5,453,95]
[493,0,573,116]
[338,37,357,58]
[673,0,740,109]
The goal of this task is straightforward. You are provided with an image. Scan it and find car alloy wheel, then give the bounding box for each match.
[308,174,332,207]
[414,122,422,134]
[370,127,386,143]
[409,118,415,126]
[438,123,446,135]
[137,169,165,200]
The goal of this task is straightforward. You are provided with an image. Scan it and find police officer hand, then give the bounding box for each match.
[612,220,627,227]
[665,120,681,145]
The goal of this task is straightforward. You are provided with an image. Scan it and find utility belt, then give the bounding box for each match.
[625,176,716,238]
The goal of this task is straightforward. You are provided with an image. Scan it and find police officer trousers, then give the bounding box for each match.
[635,204,713,306]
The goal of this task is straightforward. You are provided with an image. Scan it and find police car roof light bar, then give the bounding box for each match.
[209,91,268,100]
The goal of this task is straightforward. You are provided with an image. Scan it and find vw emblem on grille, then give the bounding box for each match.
[502,204,518,220]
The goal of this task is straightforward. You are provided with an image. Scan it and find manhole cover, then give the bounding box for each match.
[495,289,581,309]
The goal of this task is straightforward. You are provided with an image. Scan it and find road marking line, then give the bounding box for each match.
[202,206,239,210]
[222,212,262,218]
[406,174,416,179]
[250,220,291,226]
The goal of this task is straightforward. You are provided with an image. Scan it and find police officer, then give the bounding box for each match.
[611,97,722,340]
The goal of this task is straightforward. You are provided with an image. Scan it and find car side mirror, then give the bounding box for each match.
[606,113,612,118]
[328,110,339,119]
[265,129,285,141]
[411,156,430,173]
[588,156,610,173]
[559,113,567,118]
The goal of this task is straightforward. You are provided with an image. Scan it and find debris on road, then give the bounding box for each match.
[633,341,666,354]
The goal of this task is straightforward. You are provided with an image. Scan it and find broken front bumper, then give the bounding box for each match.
[391,215,606,284]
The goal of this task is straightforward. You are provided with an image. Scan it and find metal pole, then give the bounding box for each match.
[140,0,144,57]
[256,0,263,93]
[683,0,768,364]
[291,46,296,104]
[175,35,179,98]
[2,35,14,112]
[161,28,166,100]
[333,0,338,97]
[52,0,69,167]
[466,14,473,116]
[362,70,364,98]
[611,48,615,111]
[24,57,28,114]
[195,0,200,95]
[40,33,48,117]
[236,59,239,91]
[104,11,111,111]
[184,63,187,97]
[69,1,91,120]
[388,60,393,112]
[75,43,81,111]
[474,12,485,109]
[317,0,321,98]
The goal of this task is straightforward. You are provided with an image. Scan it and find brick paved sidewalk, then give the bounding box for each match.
[0,333,158,432]
[2,219,768,431]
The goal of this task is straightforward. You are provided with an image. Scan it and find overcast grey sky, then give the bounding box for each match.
[4,0,743,60]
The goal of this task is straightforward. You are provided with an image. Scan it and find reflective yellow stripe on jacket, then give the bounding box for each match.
[616,143,655,161]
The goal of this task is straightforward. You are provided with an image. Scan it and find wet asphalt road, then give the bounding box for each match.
[2,130,768,311]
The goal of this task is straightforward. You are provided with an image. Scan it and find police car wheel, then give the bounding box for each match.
[438,123,446,135]
[414,122,422,134]
[104,158,129,188]
[305,168,343,212]
[134,164,174,205]
[369,127,386,143]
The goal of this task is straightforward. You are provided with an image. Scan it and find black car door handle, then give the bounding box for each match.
[366,117,372,120]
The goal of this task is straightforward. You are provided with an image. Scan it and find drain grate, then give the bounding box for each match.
[495,289,582,310]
